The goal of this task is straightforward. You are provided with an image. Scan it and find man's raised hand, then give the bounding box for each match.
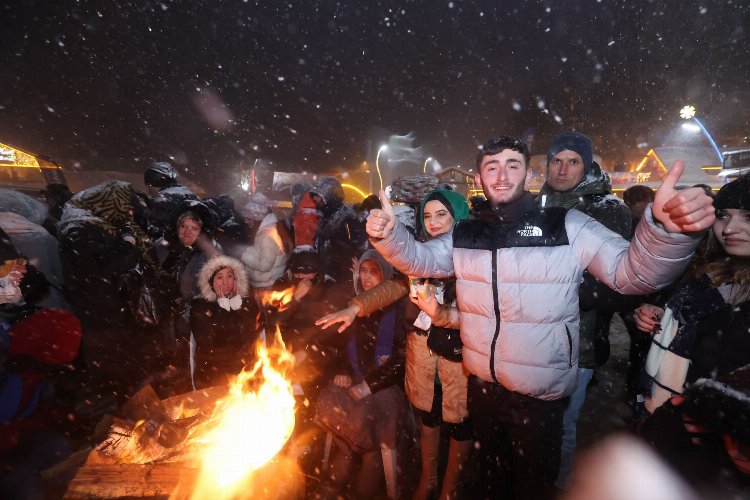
[366,189,396,239]
[652,160,715,233]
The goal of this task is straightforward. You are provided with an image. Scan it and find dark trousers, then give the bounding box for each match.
[468,376,566,500]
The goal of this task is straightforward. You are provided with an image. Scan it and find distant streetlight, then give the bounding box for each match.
[423,156,433,173]
[679,105,696,120]
[679,105,722,162]
[375,145,387,190]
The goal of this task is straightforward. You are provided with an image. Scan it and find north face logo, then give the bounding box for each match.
[517,225,543,237]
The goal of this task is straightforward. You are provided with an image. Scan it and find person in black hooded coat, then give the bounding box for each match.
[310,177,367,286]
[143,161,198,240]
[189,255,259,389]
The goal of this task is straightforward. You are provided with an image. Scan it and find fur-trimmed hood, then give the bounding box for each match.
[197,255,249,302]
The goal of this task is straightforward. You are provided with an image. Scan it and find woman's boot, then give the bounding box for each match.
[438,438,471,500]
[412,424,441,500]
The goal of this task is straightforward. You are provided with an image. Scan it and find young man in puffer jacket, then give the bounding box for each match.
[366,135,716,499]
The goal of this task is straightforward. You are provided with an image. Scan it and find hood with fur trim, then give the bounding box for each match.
[197,255,249,302]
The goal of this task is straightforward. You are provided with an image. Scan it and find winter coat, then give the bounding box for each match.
[0,212,69,311]
[643,275,750,413]
[155,236,218,303]
[313,189,367,285]
[190,255,259,388]
[341,249,407,393]
[371,194,702,400]
[57,182,151,329]
[540,163,632,367]
[239,213,291,288]
[293,192,320,248]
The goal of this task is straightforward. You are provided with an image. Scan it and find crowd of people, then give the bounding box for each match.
[1,132,748,499]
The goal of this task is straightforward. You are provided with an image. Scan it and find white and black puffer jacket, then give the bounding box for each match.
[372,202,702,400]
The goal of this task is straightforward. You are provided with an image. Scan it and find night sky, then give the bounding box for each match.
[1,0,748,191]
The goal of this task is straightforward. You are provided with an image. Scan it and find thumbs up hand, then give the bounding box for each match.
[652,160,715,233]
[366,189,397,239]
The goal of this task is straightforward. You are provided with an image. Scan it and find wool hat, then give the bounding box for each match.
[547,132,594,171]
[713,174,750,211]
[239,192,274,221]
[8,309,82,365]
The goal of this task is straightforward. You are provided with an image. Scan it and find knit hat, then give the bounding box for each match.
[714,174,750,211]
[419,189,470,226]
[239,192,274,221]
[8,309,82,365]
[547,132,594,171]
[144,161,179,189]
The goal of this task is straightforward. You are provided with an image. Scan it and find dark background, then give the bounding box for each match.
[1,0,747,191]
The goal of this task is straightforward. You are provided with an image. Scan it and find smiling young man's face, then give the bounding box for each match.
[474,149,531,207]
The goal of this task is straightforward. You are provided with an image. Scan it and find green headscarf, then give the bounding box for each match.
[419,189,470,238]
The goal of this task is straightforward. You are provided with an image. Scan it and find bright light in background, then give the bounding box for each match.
[341,183,368,200]
[678,105,722,162]
[423,157,433,173]
[679,105,696,119]
[375,145,387,190]
[681,122,701,133]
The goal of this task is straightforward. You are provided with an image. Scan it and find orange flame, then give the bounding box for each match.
[176,330,298,499]
[261,287,295,312]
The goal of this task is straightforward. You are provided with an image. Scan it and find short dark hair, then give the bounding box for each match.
[476,136,531,170]
[622,185,654,208]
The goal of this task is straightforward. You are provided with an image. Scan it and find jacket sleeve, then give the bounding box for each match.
[370,221,455,279]
[431,304,461,329]
[350,278,409,317]
[569,205,702,295]
[365,301,407,393]
[240,228,282,274]
[578,201,636,311]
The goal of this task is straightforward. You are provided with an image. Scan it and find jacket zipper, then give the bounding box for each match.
[565,325,573,367]
[489,248,501,383]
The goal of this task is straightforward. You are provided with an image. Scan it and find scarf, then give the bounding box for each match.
[346,306,398,382]
[539,161,612,210]
[217,295,243,311]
